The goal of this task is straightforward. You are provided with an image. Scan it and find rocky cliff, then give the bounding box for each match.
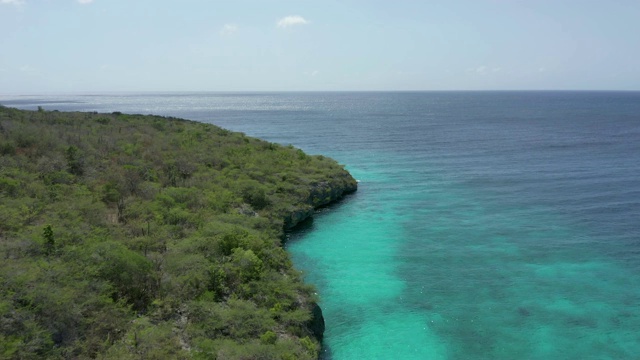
[283,169,357,345]
[283,171,358,229]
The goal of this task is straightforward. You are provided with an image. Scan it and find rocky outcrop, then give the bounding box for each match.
[284,169,357,344]
[283,171,357,229]
[284,204,316,229]
[306,303,326,341]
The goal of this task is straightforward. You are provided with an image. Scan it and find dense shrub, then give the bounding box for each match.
[0,106,356,359]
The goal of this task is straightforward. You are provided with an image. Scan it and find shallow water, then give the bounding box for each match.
[3,91,640,359]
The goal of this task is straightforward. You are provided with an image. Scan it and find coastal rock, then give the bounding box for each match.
[308,179,356,207]
[283,205,315,229]
[307,303,326,341]
[284,171,357,229]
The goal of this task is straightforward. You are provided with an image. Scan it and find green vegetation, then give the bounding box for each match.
[0,106,356,359]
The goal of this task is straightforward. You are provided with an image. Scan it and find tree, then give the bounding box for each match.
[43,225,55,255]
[65,146,84,176]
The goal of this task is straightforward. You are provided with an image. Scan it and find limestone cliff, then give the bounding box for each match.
[283,170,357,229]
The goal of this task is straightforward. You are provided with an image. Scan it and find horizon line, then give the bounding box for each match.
[2,89,640,97]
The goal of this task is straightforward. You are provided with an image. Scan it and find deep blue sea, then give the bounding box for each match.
[2,91,640,359]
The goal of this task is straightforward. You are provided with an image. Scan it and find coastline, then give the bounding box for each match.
[286,178,358,342]
[0,105,357,359]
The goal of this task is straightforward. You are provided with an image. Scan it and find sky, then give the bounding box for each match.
[1,0,639,93]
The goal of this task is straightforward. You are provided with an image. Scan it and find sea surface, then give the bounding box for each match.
[2,91,640,359]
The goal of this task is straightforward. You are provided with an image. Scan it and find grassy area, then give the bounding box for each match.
[0,106,356,359]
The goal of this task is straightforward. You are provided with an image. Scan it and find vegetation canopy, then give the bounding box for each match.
[0,106,356,359]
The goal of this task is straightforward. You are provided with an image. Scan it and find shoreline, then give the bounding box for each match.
[0,105,357,359]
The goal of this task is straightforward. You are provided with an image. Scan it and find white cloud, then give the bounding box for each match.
[220,24,238,36]
[77,0,94,4]
[1,0,25,5]
[277,15,308,28]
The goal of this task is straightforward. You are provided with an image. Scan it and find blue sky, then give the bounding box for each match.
[1,0,639,93]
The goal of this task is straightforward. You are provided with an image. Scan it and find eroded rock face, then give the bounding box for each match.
[284,173,358,229]
[284,170,356,344]
[309,180,356,206]
[283,205,315,229]
[307,303,326,341]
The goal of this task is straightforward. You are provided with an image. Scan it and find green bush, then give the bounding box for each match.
[0,176,19,196]
[0,141,16,155]
[0,106,357,359]
[260,330,277,345]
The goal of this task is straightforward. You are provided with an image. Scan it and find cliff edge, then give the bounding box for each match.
[284,171,358,229]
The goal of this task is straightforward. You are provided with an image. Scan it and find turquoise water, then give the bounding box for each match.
[287,154,449,359]
[3,91,640,359]
[289,148,640,359]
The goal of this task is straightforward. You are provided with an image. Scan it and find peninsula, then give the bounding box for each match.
[0,106,356,359]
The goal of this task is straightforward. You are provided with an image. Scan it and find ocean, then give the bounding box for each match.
[2,91,640,359]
